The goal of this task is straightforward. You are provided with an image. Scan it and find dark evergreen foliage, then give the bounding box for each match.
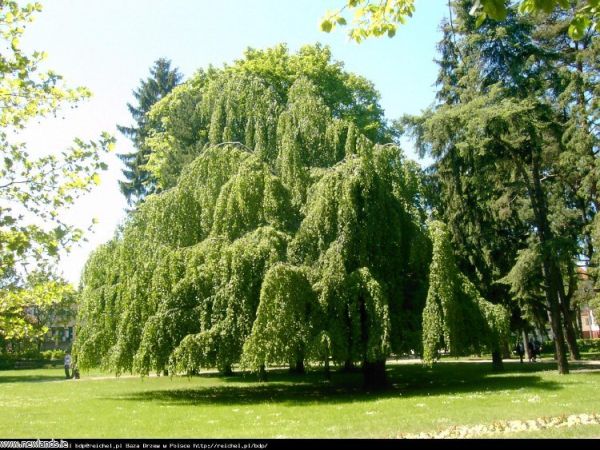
[117,58,183,206]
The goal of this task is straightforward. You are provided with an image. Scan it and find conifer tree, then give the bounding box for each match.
[406,1,598,374]
[117,58,183,206]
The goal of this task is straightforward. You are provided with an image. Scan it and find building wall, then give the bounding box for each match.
[581,307,600,339]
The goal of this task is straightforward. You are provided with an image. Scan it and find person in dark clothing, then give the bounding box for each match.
[533,340,542,361]
[515,341,525,363]
[527,340,535,362]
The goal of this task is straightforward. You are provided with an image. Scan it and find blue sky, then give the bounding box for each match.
[20,0,448,284]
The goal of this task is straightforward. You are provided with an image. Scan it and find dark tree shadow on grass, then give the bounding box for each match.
[111,362,567,407]
[0,373,66,384]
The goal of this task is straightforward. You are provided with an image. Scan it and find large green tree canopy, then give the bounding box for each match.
[75,44,510,384]
[142,44,390,192]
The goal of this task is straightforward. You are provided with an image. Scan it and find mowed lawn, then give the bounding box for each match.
[1,360,600,438]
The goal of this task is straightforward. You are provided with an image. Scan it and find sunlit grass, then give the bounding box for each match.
[1,359,599,438]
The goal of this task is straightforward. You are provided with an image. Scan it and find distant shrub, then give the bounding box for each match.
[577,339,600,353]
[40,349,66,360]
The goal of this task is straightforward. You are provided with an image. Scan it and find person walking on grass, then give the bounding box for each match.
[533,340,542,362]
[515,341,525,363]
[528,339,541,362]
[64,351,72,379]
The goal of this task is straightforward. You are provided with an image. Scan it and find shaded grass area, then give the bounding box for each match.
[1,360,599,438]
[0,373,66,384]
[123,364,562,406]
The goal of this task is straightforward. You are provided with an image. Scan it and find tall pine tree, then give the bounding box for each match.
[117,58,183,206]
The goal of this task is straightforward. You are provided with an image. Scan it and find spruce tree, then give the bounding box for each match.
[117,58,183,206]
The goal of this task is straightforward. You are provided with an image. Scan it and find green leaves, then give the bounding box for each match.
[0,273,75,341]
[143,44,387,192]
[412,0,598,373]
[519,0,569,14]
[422,222,509,364]
[319,0,415,42]
[569,15,592,40]
[75,49,430,374]
[0,2,113,341]
[322,0,598,41]
[482,0,507,20]
[320,19,333,33]
[117,58,183,206]
[241,264,316,371]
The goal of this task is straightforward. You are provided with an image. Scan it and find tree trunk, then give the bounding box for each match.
[523,153,569,374]
[492,350,503,371]
[258,364,267,382]
[558,265,581,361]
[289,358,305,374]
[522,330,532,361]
[324,358,331,380]
[343,359,356,372]
[548,298,569,374]
[362,360,387,389]
[561,303,581,360]
[536,254,570,374]
[576,306,583,339]
[219,364,233,376]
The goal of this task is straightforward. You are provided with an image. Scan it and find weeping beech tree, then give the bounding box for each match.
[169,226,289,375]
[241,263,318,377]
[143,44,390,193]
[75,44,507,386]
[422,221,510,369]
[75,145,293,376]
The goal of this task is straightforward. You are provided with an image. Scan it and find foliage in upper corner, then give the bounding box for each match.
[321,0,416,42]
[321,0,598,41]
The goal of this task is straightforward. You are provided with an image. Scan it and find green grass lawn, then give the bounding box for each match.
[1,359,599,438]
